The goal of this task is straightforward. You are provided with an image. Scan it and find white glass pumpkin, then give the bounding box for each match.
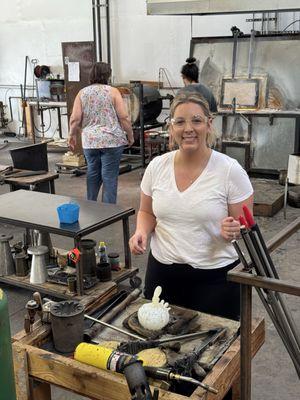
[138,286,170,331]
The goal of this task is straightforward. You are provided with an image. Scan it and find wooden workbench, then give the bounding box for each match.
[12,305,265,400]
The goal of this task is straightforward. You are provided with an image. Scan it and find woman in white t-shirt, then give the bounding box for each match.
[129,91,253,320]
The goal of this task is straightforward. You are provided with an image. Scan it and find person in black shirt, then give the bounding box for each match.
[179,57,218,113]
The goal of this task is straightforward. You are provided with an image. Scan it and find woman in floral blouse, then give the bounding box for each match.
[69,62,134,203]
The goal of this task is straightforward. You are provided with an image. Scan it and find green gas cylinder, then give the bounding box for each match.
[0,289,17,400]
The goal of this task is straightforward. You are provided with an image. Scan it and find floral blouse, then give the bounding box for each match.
[80,84,128,149]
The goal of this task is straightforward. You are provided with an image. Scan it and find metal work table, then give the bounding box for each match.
[227,217,300,400]
[0,190,135,296]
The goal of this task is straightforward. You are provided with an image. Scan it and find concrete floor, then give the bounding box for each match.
[0,138,299,399]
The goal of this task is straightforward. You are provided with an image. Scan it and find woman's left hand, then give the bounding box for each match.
[221,217,240,241]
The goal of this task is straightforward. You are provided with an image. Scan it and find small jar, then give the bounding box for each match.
[67,276,77,293]
[15,253,29,277]
[108,252,120,271]
[96,262,112,282]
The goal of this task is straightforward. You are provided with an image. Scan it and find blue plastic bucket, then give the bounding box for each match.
[57,203,80,224]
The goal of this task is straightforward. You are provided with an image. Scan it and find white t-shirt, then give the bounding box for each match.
[141,150,253,269]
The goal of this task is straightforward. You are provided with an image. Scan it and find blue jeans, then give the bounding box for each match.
[83,146,124,203]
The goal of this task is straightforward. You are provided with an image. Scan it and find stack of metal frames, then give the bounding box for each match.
[232,205,300,377]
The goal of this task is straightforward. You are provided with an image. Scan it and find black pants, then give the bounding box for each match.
[144,252,240,321]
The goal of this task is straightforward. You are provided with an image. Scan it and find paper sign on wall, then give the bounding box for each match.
[68,62,80,82]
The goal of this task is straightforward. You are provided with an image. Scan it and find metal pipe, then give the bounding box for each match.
[232,239,251,271]
[255,286,300,377]
[246,215,299,335]
[106,0,111,64]
[92,0,97,57]
[251,230,300,350]
[230,239,299,392]
[23,56,29,102]
[8,96,22,123]
[22,56,29,136]
[157,329,219,344]
[138,82,145,168]
[84,314,146,341]
[240,229,300,370]
[96,0,102,61]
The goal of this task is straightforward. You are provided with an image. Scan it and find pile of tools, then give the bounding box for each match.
[232,205,300,377]
[24,287,226,398]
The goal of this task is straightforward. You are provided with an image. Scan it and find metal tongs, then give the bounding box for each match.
[117,328,221,354]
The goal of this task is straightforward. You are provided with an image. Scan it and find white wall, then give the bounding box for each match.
[0,1,297,138]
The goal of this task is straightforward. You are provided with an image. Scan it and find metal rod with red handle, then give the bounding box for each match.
[232,236,300,373]
[242,205,300,350]
[236,206,300,375]
[243,205,278,278]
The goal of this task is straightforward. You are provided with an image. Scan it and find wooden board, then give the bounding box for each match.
[252,179,284,217]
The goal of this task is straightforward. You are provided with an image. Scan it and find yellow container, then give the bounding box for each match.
[74,343,167,371]
[75,343,138,373]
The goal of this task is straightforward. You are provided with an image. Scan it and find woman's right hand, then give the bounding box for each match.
[129,231,148,255]
[68,134,77,152]
[127,134,134,147]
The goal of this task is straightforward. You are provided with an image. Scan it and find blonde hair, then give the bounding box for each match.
[169,92,216,147]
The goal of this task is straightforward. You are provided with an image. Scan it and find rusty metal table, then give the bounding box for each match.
[0,190,135,296]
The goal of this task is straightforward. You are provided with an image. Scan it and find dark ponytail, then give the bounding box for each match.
[181,57,199,83]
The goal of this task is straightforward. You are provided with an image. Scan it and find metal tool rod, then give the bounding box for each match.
[85,290,128,329]
[249,228,299,348]
[84,288,141,342]
[232,239,300,373]
[232,239,251,271]
[157,329,219,344]
[252,222,299,318]
[84,314,146,341]
[252,230,300,350]
[255,286,300,377]
[232,238,294,361]
[240,230,300,369]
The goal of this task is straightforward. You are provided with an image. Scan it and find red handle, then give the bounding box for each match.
[242,205,255,228]
[239,215,248,228]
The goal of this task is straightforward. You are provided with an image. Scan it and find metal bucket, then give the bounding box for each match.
[80,239,96,277]
[50,300,84,353]
[0,234,15,276]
